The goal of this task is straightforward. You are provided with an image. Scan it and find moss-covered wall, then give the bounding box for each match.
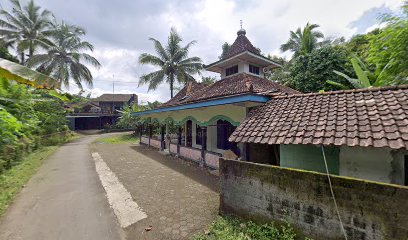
[280,144,339,174]
[220,159,408,240]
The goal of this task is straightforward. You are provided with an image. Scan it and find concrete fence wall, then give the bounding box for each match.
[179,146,202,162]
[150,138,161,149]
[219,159,408,240]
[205,152,221,169]
[141,136,149,145]
[169,143,178,154]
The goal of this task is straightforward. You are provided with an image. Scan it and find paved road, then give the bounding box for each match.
[0,134,124,240]
[92,143,219,240]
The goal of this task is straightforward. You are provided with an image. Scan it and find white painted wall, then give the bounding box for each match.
[339,146,406,185]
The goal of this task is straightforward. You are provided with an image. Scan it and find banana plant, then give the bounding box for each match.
[327,56,390,89]
[0,58,59,89]
[0,58,70,101]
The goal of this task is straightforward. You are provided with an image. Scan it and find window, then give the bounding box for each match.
[249,64,260,75]
[225,65,238,76]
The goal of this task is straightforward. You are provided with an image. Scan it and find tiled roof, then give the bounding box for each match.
[94,94,136,102]
[229,85,408,149]
[161,73,299,107]
[222,32,260,59]
[161,81,207,107]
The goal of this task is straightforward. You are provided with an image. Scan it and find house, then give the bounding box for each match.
[134,27,298,169]
[67,93,138,130]
[229,85,408,186]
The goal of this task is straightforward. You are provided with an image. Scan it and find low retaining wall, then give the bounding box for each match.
[205,152,221,169]
[179,146,201,162]
[169,143,178,154]
[141,136,149,145]
[220,159,408,240]
[150,138,161,149]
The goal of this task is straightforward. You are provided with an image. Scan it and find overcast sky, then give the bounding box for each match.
[3,0,403,104]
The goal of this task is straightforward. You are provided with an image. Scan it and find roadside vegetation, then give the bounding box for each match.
[95,133,139,144]
[0,146,56,216]
[193,216,311,240]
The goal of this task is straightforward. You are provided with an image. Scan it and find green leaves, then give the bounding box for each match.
[0,58,58,89]
[139,27,203,98]
[327,55,400,90]
[281,22,326,57]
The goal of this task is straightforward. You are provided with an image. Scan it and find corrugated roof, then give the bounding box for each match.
[229,85,408,149]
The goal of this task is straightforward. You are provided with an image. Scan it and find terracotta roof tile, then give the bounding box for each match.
[230,85,408,150]
[222,33,260,59]
[160,81,207,107]
[160,73,298,107]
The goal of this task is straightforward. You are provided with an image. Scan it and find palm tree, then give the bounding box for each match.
[26,21,101,89]
[138,27,203,98]
[0,0,52,64]
[280,23,325,56]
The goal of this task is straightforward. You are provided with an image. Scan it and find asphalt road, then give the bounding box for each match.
[0,134,124,240]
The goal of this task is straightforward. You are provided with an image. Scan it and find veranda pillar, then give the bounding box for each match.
[160,125,165,151]
[177,126,182,155]
[200,127,207,165]
[148,124,152,147]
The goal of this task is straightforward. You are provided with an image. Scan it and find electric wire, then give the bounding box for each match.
[321,145,348,240]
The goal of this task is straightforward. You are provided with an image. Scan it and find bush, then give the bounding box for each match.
[193,216,310,240]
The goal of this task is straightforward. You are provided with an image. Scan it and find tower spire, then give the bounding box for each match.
[237,20,246,36]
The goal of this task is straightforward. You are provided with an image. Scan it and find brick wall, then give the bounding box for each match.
[220,159,408,240]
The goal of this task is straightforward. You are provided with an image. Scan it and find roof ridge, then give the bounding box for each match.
[271,85,408,99]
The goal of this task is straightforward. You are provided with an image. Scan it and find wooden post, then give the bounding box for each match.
[160,125,165,151]
[148,124,152,147]
[177,126,182,155]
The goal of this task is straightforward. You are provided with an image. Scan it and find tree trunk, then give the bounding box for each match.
[170,73,174,98]
[29,43,34,60]
[20,52,25,65]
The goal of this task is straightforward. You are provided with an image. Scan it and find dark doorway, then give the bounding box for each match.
[216,120,236,150]
[405,156,408,186]
[196,125,207,150]
[186,120,192,147]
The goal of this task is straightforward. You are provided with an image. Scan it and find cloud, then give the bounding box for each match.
[5,0,404,104]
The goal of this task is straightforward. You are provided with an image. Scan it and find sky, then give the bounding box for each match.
[1,0,403,104]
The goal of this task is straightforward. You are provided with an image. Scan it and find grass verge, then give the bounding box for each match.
[0,146,58,216]
[192,216,312,240]
[95,133,139,144]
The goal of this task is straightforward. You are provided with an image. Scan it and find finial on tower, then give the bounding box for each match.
[237,20,246,36]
